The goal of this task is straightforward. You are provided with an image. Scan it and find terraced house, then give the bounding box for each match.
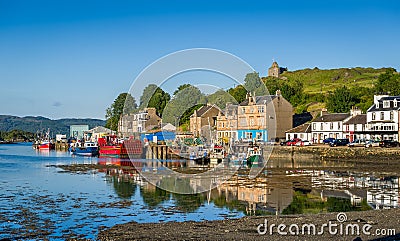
[366,94,400,141]
[215,91,293,143]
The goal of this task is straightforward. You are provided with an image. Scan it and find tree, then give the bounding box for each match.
[140,84,171,116]
[326,86,358,113]
[173,84,192,96]
[162,85,206,126]
[207,90,237,109]
[228,85,247,104]
[375,69,400,95]
[105,93,137,131]
[243,72,267,96]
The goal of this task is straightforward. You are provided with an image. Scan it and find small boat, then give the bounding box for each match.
[246,145,263,167]
[209,144,226,165]
[71,142,99,157]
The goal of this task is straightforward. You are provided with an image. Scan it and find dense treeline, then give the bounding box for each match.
[0,130,35,142]
[105,67,399,130]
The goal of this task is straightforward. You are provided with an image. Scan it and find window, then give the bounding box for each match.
[390,112,394,120]
[241,107,245,114]
[381,112,385,120]
[257,106,265,113]
[394,101,398,108]
[239,118,246,127]
[313,123,316,130]
[372,113,376,120]
[249,118,254,126]
[354,124,358,131]
[330,123,334,130]
[383,101,390,108]
[338,122,341,130]
[320,123,323,130]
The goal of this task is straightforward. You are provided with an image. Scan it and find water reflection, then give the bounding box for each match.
[104,164,399,216]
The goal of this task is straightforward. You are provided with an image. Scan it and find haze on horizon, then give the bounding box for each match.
[0,0,399,119]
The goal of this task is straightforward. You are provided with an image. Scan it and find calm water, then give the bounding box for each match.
[0,143,399,240]
[0,143,243,240]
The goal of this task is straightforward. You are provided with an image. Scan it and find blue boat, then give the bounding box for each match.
[71,142,99,157]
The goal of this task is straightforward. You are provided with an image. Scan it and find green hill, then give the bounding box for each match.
[0,115,106,136]
[280,67,391,95]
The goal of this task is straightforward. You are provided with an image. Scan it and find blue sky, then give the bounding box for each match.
[0,0,399,119]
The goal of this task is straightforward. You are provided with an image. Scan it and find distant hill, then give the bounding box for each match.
[280,67,392,94]
[0,115,106,136]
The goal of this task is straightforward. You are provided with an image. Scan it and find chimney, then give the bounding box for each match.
[321,108,328,116]
[350,106,362,116]
[276,90,282,96]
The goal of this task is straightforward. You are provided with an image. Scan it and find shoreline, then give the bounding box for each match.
[97,209,400,241]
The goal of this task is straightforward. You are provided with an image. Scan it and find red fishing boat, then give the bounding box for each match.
[39,141,55,150]
[98,135,143,159]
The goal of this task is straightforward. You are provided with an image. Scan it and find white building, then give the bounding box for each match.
[118,108,161,138]
[311,112,351,143]
[285,123,312,141]
[366,95,400,141]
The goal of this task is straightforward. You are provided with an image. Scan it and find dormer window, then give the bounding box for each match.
[383,101,390,108]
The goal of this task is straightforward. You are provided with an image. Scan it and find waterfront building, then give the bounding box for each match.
[237,91,293,141]
[84,126,115,142]
[70,125,89,139]
[311,111,351,143]
[285,123,312,141]
[365,94,400,141]
[118,108,161,138]
[216,103,238,144]
[189,104,221,137]
[343,109,368,142]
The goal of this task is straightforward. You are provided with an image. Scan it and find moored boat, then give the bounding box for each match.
[246,144,263,167]
[98,135,143,159]
[71,142,99,157]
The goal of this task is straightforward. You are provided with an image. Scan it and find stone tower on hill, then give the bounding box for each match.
[268,61,287,78]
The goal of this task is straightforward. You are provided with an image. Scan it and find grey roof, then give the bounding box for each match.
[239,95,277,106]
[192,105,221,117]
[368,96,400,112]
[220,104,238,116]
[347,189,367,198]
[344,114,367,125]
[313,113,350,122]
[286,123,311,133]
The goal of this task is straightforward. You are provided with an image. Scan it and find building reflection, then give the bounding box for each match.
[100,162,399,214]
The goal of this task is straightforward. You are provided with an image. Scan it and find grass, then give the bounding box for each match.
[281,67,389,95]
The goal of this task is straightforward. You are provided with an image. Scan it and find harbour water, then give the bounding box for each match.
[0,143,399,240]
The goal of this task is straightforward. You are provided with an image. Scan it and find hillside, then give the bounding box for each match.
[280,67,391,94]
[0,115,106,136]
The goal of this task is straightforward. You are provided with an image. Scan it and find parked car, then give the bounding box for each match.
[286,138,302,146]
[323,138,336,145]
[280,140,289,146]
[348,139,367,147]
[295,140,312,146]
[365,140,380,148]
[329,138,349,147]
[379,140,399,148]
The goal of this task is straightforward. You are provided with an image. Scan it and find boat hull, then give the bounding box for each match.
[72,147,99,157]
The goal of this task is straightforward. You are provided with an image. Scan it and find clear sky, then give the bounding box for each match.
[1,0,399,119]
